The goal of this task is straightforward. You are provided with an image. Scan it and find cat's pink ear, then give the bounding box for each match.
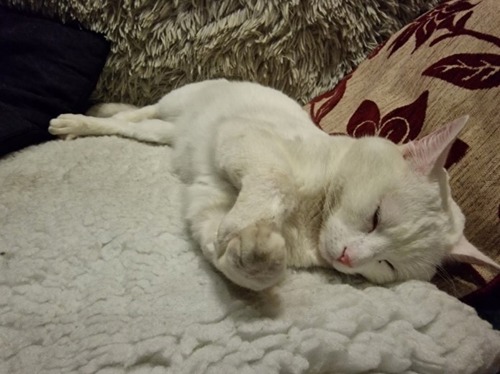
[400,116,469,177]
[446,236,500,271]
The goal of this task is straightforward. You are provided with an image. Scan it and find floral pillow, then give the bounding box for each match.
[305,0,500,296]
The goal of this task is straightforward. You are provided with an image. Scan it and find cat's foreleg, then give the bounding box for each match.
[188,173,289,291]
[214,172,294,291]
[49,114,175,145]
[207,124,296,290]
[185,176,236,264]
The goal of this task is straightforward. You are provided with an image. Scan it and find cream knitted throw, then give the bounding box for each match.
[1,137,499,373]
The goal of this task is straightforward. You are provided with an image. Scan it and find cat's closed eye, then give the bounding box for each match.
[379,260,395,272]
[369,206,380,233]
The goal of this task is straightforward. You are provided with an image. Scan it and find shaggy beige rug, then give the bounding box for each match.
[1,0,438,105]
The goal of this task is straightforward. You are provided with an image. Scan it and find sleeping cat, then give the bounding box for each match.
[49,79,499,291]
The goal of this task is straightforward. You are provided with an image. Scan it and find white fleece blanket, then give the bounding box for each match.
[1,137,499,374]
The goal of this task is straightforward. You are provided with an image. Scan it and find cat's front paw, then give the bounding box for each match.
[217,221,286,291]
[49,114,95,140]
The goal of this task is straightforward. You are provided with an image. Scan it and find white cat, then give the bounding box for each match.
[49,79,499,291]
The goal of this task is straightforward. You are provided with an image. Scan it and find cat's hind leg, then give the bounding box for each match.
[86,103,139,118]
[111,105,159,122]
[49,114,175,145]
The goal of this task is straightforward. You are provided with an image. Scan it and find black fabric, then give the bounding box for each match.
[0,6,109,156]
[461,274,500,331]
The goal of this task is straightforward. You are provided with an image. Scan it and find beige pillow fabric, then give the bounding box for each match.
[305,0,500,295]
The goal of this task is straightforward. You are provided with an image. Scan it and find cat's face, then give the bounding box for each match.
[318,137,463,284]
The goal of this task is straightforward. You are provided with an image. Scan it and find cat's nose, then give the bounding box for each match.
[337,247,352,267]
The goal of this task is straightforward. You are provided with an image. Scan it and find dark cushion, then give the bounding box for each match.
[0,6,109,156]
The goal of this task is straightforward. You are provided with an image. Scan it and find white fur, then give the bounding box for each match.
[49,80,478,290]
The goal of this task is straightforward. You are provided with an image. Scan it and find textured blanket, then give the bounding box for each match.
[1,137,499,374]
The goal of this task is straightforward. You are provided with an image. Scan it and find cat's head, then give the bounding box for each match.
[319,116,499,284]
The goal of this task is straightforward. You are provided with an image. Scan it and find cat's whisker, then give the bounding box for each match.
[416,256,458,294]
[404,257,458,295]
[433,264,458,296]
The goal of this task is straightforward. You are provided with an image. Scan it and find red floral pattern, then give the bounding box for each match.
[428,11,500,48]
[423,53,500,89]
[309,74,352,126]
[387,0,500,91]
[367,41,387,60]
[387,0,478,56]
[331,90,468,168]
[346,91,428,144]
[306,2,483,169]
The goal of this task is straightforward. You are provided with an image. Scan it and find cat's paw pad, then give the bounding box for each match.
[219,221,286,290]
[49,114,93,139]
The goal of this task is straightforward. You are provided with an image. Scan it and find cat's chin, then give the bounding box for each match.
[329,260,397,284]
[329,260,359,275]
